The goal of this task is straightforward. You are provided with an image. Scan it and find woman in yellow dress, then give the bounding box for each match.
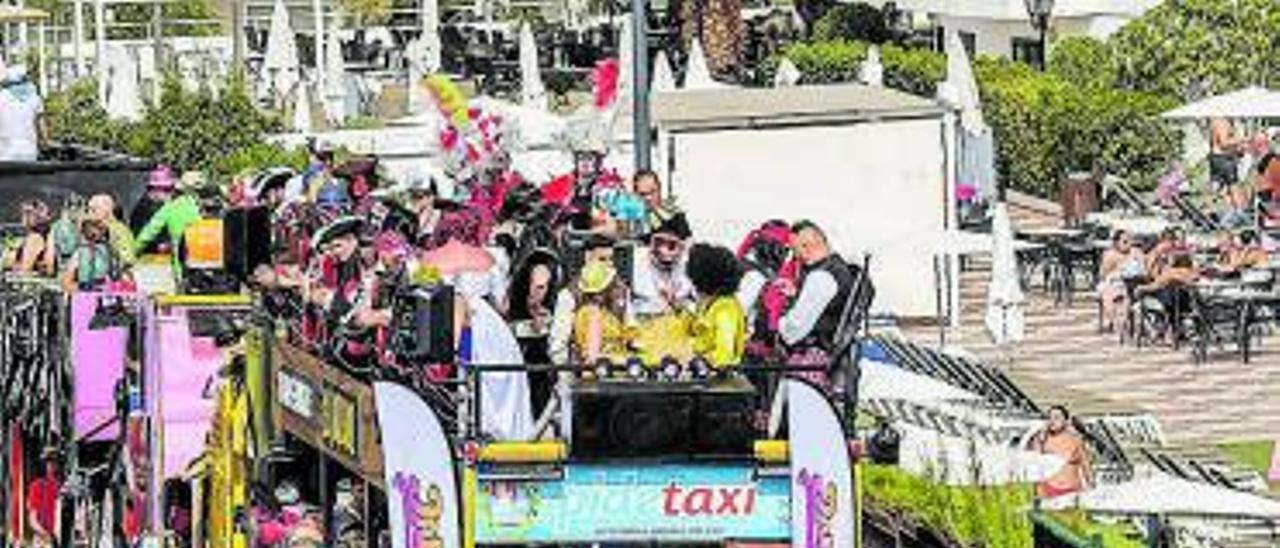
[686,243,747,368]
[572,259,630,367]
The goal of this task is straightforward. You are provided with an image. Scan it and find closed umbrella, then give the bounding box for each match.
[422,0,441,71]
[105,46,143,122]
[324,23,347,125]
[617,18,634,103]
[651,50,676,93]
[984,202,1025,345]
[945,33,985,133]
[518,21,546,110]
[860,46,883,87]
[682,38,722,90]
[774,57,801,87]
[293,84,313,133]
[263,0,299,98]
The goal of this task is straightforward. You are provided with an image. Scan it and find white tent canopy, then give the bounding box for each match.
[1162,86,1280,119]
[1044,474,1280,518]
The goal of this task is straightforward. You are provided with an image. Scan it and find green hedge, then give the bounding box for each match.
[865,465,1033,547]
[46,75,305,179]
[772,40,1180,198]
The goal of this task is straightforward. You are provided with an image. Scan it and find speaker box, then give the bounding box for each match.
[391,285,455,364]
[224,206,272,282]
[571,378,757,459]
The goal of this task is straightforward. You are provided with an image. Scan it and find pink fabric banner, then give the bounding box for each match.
[72,292,128,441]
[156,312,221,479]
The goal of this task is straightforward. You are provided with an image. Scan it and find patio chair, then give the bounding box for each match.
[1185,290,1242,364]
[1101,175,1152,214]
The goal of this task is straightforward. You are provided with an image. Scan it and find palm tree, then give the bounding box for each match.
[676,0,743,82]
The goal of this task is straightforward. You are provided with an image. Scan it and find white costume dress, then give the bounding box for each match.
[452,271,534,441]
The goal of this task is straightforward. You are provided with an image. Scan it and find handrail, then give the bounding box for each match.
[476,440,793,464]
[153,294,253,307]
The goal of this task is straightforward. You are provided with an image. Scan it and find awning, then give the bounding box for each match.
[1162,86,1280,119]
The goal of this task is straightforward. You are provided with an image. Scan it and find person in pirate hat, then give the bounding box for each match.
[630,212,695,319]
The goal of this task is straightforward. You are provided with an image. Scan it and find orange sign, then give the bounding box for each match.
[183,219,224,269]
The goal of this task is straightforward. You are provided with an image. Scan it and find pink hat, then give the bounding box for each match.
[374,231,410,257]
[148,165,177,190]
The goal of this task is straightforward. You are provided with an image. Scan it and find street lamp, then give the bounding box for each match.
[1024,0,1053,70]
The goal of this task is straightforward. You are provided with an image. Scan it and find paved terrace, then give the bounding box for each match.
[903,193,1280,446]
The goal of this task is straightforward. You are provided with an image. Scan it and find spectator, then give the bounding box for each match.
[130,166,178,255]
[60,218,127,293]
[630,213,695,319]
[1097,230,1146,334]
[26,448,59,547]
[506,248,560,412]
[633,170,678,237]
[1028,405,1092,499]
[87,194,136,267]
[778,221,861,370]
[686,243,747,368]
[0,64,44,162]
[1137,252,1199,316]
[134,172,209,276]
[1213,229,1269,276]
[572,259,628,366]
[1145,227,1187,278]
[1210,117,1250,214]
[549,234,616,365]
[5,199,52,275]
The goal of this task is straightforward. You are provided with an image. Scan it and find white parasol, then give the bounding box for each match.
[263,0,300,98]
[683,38,723,90]
[860,46,884,87]
[293,84,313,133]
[617,17,634,103]
[518,21,547,111]
[324,22,347,125]
[651,50,676,93]
[104,46,143,122]
[1162,86,1280,120]
[984,202,1025,345]
[421,0,441,71]
[774,57,801,87]
[945,32,985,133]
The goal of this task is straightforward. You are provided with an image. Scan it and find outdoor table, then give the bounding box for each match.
[1086,212,1175,238]
[1200,283,1280,364]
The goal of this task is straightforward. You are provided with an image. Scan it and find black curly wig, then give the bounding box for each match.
[687,243,744,298]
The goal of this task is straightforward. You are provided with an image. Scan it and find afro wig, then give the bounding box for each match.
[687,243,745,298]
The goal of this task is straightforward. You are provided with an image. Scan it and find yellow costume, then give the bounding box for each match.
[691,296,747,368]
[572,304,629,363]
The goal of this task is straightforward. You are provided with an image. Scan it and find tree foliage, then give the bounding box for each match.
[812,3,893,45]
[1109,0,1280,101]
[1048,35,1115,90]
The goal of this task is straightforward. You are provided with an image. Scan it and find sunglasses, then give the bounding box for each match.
[652,236,682,250]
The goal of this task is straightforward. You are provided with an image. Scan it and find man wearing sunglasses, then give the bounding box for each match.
[630,213,696,319]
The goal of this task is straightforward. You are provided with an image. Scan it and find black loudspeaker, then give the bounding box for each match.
[391,285,455,364]
[224,206,272,282]
[571,378,756,459]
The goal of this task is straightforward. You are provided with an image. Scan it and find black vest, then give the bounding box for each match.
[801,254,856,351]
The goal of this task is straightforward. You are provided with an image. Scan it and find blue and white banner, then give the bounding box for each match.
[787,378,856,548]
[374,382,462,548]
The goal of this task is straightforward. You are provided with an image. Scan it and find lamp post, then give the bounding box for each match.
[1023,0,1053,70]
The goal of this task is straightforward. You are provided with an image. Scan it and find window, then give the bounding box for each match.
[1011,37,1044,68]
[959,31,976,57]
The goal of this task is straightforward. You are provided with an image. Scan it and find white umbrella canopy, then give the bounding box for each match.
[682,38,723,90]
[293,84,313,133]
[945,32,985,133]
[651,50,676,92]
[985,202,1025,345]
[324,23,347,125]
[897,422,1064,486]
[617,17,634,103]
[1043,474,1280,518]
[264,0,299,96]
[518,21,547,110]
[859,45,883,87]
[104,46,143,122]
[774,57,801,87]
[421,0,441,71]
[1162,86,1280,119]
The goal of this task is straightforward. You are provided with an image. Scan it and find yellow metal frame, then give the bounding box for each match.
[473,440,791,464]
[153,294,253,307]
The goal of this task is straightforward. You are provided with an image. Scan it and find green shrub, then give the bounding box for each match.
[864,464,1034,548]
[812,3,892,44]
[1048,36,1115,90]
[212,142,310,180]
[45,79,128,150]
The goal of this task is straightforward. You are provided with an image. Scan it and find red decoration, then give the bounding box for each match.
[592,58,621,109]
